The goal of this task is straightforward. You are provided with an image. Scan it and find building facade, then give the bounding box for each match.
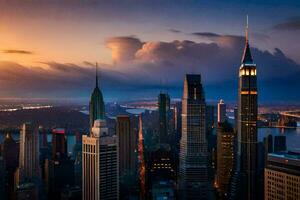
[18,123,40,183]
[264,152,300,200]
[237,22,258,200]
[274,135,287,152]
[116,115,136,179]
[52,128,67,159]
[158,93,171,144]
[217,99,226,123]
[179,74,210,199]
[82,120,119,200]
[216,121,234,198]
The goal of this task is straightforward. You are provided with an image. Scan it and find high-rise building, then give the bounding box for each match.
[116,115,136,179]
[263,134,273,165]
[158,93,171,144]
[264,152,300,200]
[82,120,119,200]
[2,132,19,199]
[52,128,67,159]
[18,123,40,183]
[47,157,75,199]
[217,99,226,123]
[234,106,238,130]
[138,115,146,200]
[206,105,215,135]
[0,156,5,198]
[237,19,258,200]
[274,135,286,152]
[89,63,105,129]
[216,121,234,198]
[179,74,210,199]
[264,134,273,154]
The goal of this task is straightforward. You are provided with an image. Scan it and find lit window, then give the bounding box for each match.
[246,69,249,75]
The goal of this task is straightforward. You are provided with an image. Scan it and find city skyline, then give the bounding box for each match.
[0,2,300,199]
[0,1,299,103]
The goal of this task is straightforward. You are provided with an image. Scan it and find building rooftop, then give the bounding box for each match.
[268,151,300,160]
[267,151,300,175]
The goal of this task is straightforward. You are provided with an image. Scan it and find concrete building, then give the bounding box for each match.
[82,120,119,200]
[264,152,300,200]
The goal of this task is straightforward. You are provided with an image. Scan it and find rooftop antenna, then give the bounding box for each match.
[246,14,249,42]
[166,78,169,94]
[96,62,99,87]
[159,78,162,94]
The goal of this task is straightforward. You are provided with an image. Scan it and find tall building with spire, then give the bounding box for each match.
[89,63,105,129]
[179,74,210,199]
[237,17,258,200]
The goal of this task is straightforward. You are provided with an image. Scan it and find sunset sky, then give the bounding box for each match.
[0,0,299,103]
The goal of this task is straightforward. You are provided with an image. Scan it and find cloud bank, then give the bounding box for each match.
[272,17,300,31]
[2,49,33,55]
[1,34,300,103]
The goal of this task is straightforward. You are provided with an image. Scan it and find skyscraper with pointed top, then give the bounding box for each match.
[89,63,105,129]
[237,17,258,200]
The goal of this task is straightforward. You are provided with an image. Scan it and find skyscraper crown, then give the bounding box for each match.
[241,16,254,64]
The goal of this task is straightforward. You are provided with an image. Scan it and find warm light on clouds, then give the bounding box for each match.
[0,0,299,102]
[106,36,143,64]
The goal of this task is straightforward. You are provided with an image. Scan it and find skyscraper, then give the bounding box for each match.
[2,132,19,199]
[216,121,234,198]
[18,122,40,183]
[89,63,105,129]
[138,115,146,200]
[263,134,273,165]
[217,99,226,123]
[179,74,210,199]
[52,128,67,159]
[82,120,119,200]
[158,93,171,144]
[116,115,137,188]
[237,19,258,200]
[274,135,287,152]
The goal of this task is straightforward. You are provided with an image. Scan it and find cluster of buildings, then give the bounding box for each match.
[0,23,299,200]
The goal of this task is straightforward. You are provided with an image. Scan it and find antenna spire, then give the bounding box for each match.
[96,62,99,87]
[246,15,249,42]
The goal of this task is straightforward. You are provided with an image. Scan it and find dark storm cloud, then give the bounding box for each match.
[2,49,33,55]
[168,28,182,33]
[104,35,300,101]
[272,17,300,31]
[0,35,299,102]
[0,60,156,99]
[191,32,221,38]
